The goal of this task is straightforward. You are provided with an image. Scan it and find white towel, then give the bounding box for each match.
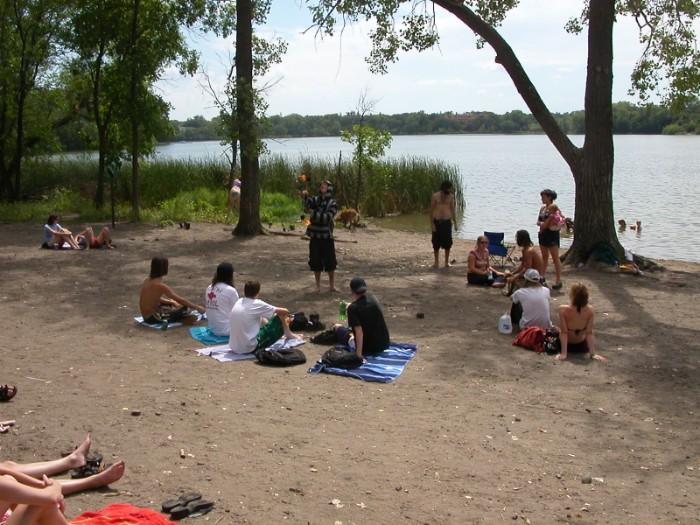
[196,336,305,363]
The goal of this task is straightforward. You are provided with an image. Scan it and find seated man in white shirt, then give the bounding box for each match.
[228,280,301,354]
[510,268,552,330]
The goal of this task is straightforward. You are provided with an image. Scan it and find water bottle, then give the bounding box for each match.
[498,313,512,334]
[160,320,169,331]
[338,301,347,322]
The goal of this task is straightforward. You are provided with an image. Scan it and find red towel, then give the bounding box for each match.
[70,504,176,525]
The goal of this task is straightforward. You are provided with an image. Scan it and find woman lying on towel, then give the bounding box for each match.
[0,434,125,525]
[140,256,205,324]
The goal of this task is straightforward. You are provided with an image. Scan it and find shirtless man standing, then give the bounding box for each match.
[430,181,458,268]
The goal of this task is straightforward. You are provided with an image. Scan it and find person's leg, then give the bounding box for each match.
[277,314,302,340]
[550,245,562,286]
[433,250,439,268]
[97,227,111,247]
[313,272,321,293]
[1,436,91,478]
[7,503,70,525]
[57,461,125,495]
[328,271,336,293]
[444,248,451,268]
[510,302,523,328]
[540,244,549,276]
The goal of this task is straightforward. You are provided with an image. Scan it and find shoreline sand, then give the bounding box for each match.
[1,222,698,524]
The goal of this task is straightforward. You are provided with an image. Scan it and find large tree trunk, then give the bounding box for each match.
[129,0,140,219]
[437,0,623,265]
[233,0,262,236]
[96,127,107,208]
[565,0,622,263]
[11,88,26,201]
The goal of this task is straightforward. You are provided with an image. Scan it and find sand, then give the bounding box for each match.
[0,221,699,524]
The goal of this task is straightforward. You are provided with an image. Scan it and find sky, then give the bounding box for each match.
[157,1,649,120]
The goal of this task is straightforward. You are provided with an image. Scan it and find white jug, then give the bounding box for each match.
[498,313,513,334]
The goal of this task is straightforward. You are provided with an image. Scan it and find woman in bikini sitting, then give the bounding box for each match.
[467,236,505,287]
[556,283,606,361]
[0,434,125,525]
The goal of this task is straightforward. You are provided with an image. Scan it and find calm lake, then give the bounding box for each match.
[154,135,700,262]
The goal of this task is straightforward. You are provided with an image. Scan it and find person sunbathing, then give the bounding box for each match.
[556,283,606,361]
[76,227,113,250]
[139,256,205,324]
[0,434,125,525]
[41,215,80,250]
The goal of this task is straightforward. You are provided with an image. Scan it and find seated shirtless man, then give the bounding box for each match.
[139,256,205,324]
[0,434,125,525]
[505,229,545,295]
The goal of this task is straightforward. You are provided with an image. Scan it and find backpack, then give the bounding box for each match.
[256,347,307,367]
[321,347,363,369]
[311,329,338,345]
[512,326,546,353]
[543,328,561,355]
[290,312,326,332]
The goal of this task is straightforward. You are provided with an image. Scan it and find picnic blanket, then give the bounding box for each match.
[70,504,176,525]
[308,342,417,383]
[196,337,305,363]
[189,326,228,345]
[133,311,205,330]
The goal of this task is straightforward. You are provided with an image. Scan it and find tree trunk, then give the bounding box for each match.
[233,0,262,236]
[93,48,107,208]
[96,127,107,208]
[437,0,623,265]
[11,89,26,201]
[129,0,140,220]
[564,0,622,264]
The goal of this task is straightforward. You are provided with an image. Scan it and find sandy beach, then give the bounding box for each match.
[0,221,698,524]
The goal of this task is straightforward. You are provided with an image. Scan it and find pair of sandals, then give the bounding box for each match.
[0,384,17,402]
[162,492,214,520]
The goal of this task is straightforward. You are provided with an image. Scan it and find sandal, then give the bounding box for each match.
[0,385,17,402]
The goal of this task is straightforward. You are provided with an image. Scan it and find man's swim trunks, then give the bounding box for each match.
[431,219,453,251]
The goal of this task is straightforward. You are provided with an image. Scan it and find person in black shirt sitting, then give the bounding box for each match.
[335,277,390,358]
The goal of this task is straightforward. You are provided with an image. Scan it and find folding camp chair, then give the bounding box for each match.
[484,231,515,268]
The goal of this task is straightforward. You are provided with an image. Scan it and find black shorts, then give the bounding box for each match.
[567,339,589,353]
[431,219,453,250]
[309,237,337,272]
[467,272,492,286]
[538,229,560,247]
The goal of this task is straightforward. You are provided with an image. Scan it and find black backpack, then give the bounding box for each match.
[311,329,338,345]
[290,312,326,332]
[256,348,307,367]
[321,347,363,369]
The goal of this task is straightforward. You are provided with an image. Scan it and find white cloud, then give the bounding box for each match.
[159,0,654,120]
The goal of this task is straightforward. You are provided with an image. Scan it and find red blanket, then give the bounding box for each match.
[70,504,176,525]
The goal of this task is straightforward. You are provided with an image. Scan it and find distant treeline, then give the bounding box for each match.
[167,101,700,143]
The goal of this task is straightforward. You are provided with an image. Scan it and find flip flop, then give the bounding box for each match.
[0,385,17,402]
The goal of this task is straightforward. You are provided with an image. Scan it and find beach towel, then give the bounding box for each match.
[134,312,205,330]
[189,326,228,345]
[196,337,305,363]
[70,503,176,525]
[308,342,417,383]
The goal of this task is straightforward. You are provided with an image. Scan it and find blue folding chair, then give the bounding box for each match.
[484,231,514,268]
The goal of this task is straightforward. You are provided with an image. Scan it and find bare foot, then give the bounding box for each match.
[67,434,91,469]
[432,263,439,269]
[555,354,567,361]
[591,354,608,361]
[86,461,125,489]
[329,287,339,293]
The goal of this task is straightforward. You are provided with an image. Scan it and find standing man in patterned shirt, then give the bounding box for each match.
[302,180,338,293]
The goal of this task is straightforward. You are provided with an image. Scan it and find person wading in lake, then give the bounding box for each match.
[430,180,458,269]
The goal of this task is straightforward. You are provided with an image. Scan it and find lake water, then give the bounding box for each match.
[154,135,700,262]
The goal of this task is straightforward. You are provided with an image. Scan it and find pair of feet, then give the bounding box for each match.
[65,435,126,487]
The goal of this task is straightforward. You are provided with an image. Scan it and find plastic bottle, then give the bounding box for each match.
[160,320,169,331]
[498,312,512,334]
[338,300,347,322]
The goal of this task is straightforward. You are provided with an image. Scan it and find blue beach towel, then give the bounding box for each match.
[189,326,229,345]
[308,342,417,383]
[133,311,205,330]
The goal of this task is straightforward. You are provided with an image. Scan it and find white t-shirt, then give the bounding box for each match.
[228,297,277,354]
[204,283,239,336]
[512,286,552,330]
